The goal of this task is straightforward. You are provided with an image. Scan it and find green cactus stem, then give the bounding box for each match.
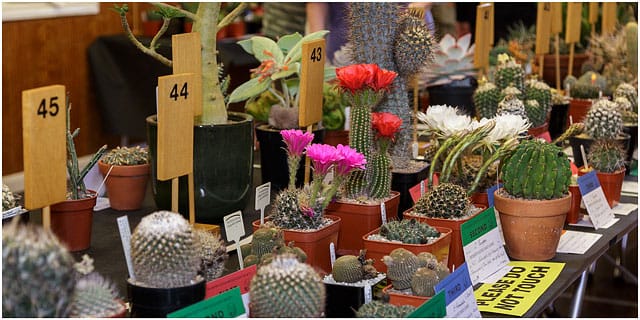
[346,104,373,197]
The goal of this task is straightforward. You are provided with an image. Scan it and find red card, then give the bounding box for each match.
[409,179,429,203]
[205,264,257,298]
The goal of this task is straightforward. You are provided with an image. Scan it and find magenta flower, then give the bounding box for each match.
[281,129,314,156]
[334,144,366,176]
[305,144,341,176]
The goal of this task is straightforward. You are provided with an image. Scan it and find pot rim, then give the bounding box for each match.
[145,111,254,127]
[493,188,571,217]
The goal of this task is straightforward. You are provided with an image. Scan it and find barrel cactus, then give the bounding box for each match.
[194,229,228,281]
[249,254,325,317]
[331,250,378,283]
[2,221,76,317]
[473,80,501,119]
[131,211,200,288]
[356,300,416,318]
[413,182,471,219]
[70,272,124,318]
[585,99,623,139]
[379,219,441,244]
[525,78,552,125]
[587,139,626,173]
[494,53,525,95]
[501,139,572,200]
[410,267,439,297]
[383,248,421,290]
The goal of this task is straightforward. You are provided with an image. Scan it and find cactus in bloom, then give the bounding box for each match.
[414,183,471,219]
[370,112,403,199]
[501,139,572,200]
[494,53,525,95]
[249,254,325,317]
[331,250,378,283]
[379,219,441,244]
[585,99,623,139]
[70,272,124,317]
[2,221,76,317]
[356,300,416,318]
[270,188,324,230]
[497,86,528,121]
[131,211,200,288]
[383,248,421,290]
[473,80,501,119]
[587,139,627,173]
[410,267,439,297]
[194,229,228,281]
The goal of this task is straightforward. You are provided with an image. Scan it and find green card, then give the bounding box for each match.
[407,291,446,318]
[168,287,245,318]
[461,207,497,246]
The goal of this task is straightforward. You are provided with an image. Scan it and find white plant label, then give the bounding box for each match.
[556,230,602,254]
[224,211,246,269]
[380,202,387,224]
[364,285,373,304]
[254,182,270,224]
[330,242,336,268]
[577,171,614,229]
[420,180,426,196]
[117,216,135,280]
[435,263,481,318]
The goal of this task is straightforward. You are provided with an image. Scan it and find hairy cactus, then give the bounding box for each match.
[379,219,441,244]
[585,99,624,139]
[70,273,124,318]
[356,300,416,318]
[414,183,471,219]
[501,139,572,200]
[497,86,528,121]
[2,221,76,317]
[131,211,200,288]
[383,248,421,290]
[332,250,378,283]
[410,267,439,297]
[494,54,525,95]
[587,139,627,173]
[2,184,17,211]
[194,229,228,281]
[249,254,325,317]
[613,96,638,124]
[101,146,149,166]
[473,81,501,119]
[525,99,547,127]
[614,83,638,112]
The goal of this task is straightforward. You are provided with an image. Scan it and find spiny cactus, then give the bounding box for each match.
[383,248,421,290]
[525,99,547,128]
[270,188,324,230]
[501,139,572,200]
[587,139,627,173]
[614,83,638,112]
[131,211,200,288]
[276,241,307,263]
[2,221,76,317]
[356,300,416,318]
[369,145,392,199]
[473,81,501,119]
[194,229,227,281]
[585,99,623,139]
[410,267,439,297]
[251,225,285,258]
[2,184,17,211]
[379,219,441,244]
[331,250,378,283]
[494,54,525,95]
[394,11,436,77]
[613,96,638,124]
[625,22,637,79]
[249,254,325,317]
[70,272,124,318]
[101,146,149,166]
[525,79,552,116]
[497,86,528,121]
[414,183,471,219]
[552,123,586,145]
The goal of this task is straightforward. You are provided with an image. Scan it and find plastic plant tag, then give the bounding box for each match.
[116,216,135,280]
[224,211,246,268]
[409,179,429,203]
[577,170,614,229]
[254,182,271,224]
[434,263,481,318]
[380,202,387,224]
[486,183,502,208]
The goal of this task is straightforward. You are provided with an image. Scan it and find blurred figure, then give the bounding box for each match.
[262,2,306,40]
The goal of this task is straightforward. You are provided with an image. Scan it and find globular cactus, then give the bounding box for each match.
[413,183,471,219]
[332,249,378,283]
[497,86,528,121]
[394,10,436,77]
[587,139,627,173]
[383,248,421,290]
[251,225,285,258]
[131,211,200,288]
[417,252,438,268]
[614,83,638,112]
[2,221,76,317]
[570,71,606,99]
[379,219,441,244]
[501,139,572,200]
[525,79,552,117]
[101,146,149,166]
[563,75,578,93]
[585,99,623,139]
[494,54,525,95]
[525,99,547,128]
[473,81,501,119]
[410,267,439,297]
[194,229,228,281]
[270,188,324,230]
[70,273,124,318]
[249,254,325,317]
[277,241,308,263]
[613,96,638,124]
[356,300,416,318]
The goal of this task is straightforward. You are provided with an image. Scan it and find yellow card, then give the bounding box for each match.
[298,39,325,127]
[601,3,617,35]
[550,3,563,35]
[536,3,552,55]
[589,2,599,24]
[474,4,493,71]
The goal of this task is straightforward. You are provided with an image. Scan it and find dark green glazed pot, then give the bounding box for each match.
[146,112,254,224]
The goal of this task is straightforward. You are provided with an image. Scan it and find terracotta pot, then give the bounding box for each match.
[325,191,400,256]
[403,207,484,270]
[98,160,150,211]
[542,53,588,88]
[109,300,128,318]
[252,215,341,274]
[493,188,570,261]
[323,130,349,147]
[183,21,193,33]
[567,185,584,224]
[217,25,229,40]
[567,98,593,129]
[470,192,489,208]
[50,191,97,251]
[528,122,550,141]
[596,168,626,209]
[382,284,430,307]
[362,225,452,274]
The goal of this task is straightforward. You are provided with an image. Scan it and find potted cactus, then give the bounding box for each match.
[114,3,254,224]
[563,71,606,130]
[493,139,572,261]
[97,146,150,211]
[70,255,127,318]
[356,300,416,317]
[582,140,627,209]
[241,224,306,268]
[613,83,639,169]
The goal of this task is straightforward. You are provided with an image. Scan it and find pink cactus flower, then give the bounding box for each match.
[281,129,314,156]
[305,144,340,176]
[334,144,367,176]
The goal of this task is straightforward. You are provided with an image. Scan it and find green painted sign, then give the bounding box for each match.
[168,287,245,318]
[461,207,498,246]
[407,291,446,318]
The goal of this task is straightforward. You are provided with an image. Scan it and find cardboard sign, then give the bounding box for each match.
[601,3,617,35]
[577,171,615,229]
[22,85,67,210]
[535,3,552,55]
[474,3,493,71]
[565,3,583,43]
[434,263,481,318]
[407,291,447,318]
[157,73,196,180]
[475,261,565,316]
[169,287,246,318]
[172,32,202,116]
[298,39,325,127]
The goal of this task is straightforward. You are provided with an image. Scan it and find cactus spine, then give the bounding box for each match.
[70,273,124,318]
[585,99,623,139]
[347,103,373,197]
[194,229,228,281]
[587,139,626,173]
[379,219,441,244]
[614,83,638,112]
[356,301,416,318]
[473,81,501,119]
[494,54,525,95]
[383,248,421,290]
[414,182,471,219]
[369,140,392,199]
[410,267,439,297]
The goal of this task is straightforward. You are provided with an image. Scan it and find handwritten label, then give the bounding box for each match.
[380,202,387,224]
[461,207,510,285]
[169,287,246,318]
[224,211,246,269]
[116,215,135,280]
[407,291,447,318]
[330,242,336,268]
[434,263,481,318]
[577,171,615,229]
[556,230,602,254]
[254,182,271,224]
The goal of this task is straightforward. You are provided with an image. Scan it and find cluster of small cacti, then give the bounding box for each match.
[331,249,378,283]
[379,219,441,244]
[242,225,306,267]
[249,254,326,317]
[383,249,450,296]
[413,182,472,219]
[587,140,627,173]
[194,229,228,281]
[473,80,501,119]
[585,99,623,140]
[101,146,149,166]
[70,272,124,318]
[2,184,17,211]
[130,211,200,288]
[383,248,421,290]
[613,83,638,124]
[2,220,76,317]
[355,300,416,318]
[501,139,572,200]
[494,54,526,95]
[270,188,325,230]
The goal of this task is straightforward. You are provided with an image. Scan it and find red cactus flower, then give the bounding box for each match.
[372,112,403,140]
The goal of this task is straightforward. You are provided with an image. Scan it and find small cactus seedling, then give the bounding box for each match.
[101,146,149,166]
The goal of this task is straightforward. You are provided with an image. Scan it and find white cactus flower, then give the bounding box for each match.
[484,114,531,144]
[417,105,472,137]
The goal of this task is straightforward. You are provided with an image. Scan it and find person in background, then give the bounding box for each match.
[262,2,306,40]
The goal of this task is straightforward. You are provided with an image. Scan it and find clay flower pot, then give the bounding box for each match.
[596,168,626,209]
[567,98,593,128]
[50,190,97,251]
[382,284,430,307]
[325,191,400,256]
[98,160,150,211]
[493,188,570,261]
[567,185,584,224]
[528,122,550,142]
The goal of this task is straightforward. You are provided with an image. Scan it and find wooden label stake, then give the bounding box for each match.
[474,4,493,76]
[602,3,617,35]
[589,2,599,36]
[565,3,583,77]
[172,32,203,116]
[536,3,552,78]
[551,3,563,90]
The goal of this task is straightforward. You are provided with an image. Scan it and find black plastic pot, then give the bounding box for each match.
[324,277,387,318]
[549,103,569,140]
[427,78,478,116]
[127,279,205,317]
[391,163,430,218]
[569,133,631,168]
[146,112,254,224]
[256,124,324,192]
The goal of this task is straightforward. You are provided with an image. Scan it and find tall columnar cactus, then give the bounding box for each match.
[131,211,200,288]
[347,101,373,197]
[383,248,421,290]
[501,139,572,200]
[356,301,416,318]
[349,3,435,166]
[2,221,76,317]
[70,273,124,318]
[585,99,623,139]
[497,86,528,121]
[614,83,638,112]
[473,80,501,119]
[370,112,403,199]
[331,250,378,283]
[249,254,326,317]
[494,54,525,95]
[413,183,471,219]
[625,22,637,78]
[587,139,627,173]
[194,229,228,281]
[379,219,441,244]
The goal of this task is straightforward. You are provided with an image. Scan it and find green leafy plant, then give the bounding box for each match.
[101,146,149,166]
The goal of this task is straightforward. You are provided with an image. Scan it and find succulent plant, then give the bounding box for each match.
[2,184,17,211]
[501,139,572,200]
[249,254,326,317]
[70,272,124,318]
[587,139,627,173]
[473,80,501,119]
[101,146,149,166]
[356,300,416,318]
[130,211,200,288]
[270,188,325,230]
[243,226,306,267]
[497,86,528,121]
[331,249,378,283]
[613,96,638,124]
[525,79,552,117]
[410,267,439,297]
[413,182,471,219]
[614,83,638,112]
[552,123,586,145]
[585,99,624,139]
[494,53,525,95]
[379,219,441,244]
[383,248,421,290]
[625,22,638,80]
[420,33,476,87]
[2,220,76,317]
[194,229,228,281]
[525,99,547,128]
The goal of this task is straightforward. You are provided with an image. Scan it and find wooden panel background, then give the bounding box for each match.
[2,2,153,175]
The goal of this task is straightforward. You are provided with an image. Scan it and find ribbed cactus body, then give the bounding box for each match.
[370,149,392,199]
[70,273,124,318]
[2,222,76,317]
[195,229,228,281]
[380,219,441,244]
[417,252,438,267]
[525,79,552,118]
[588,139,626,173]
[394,13,435,77]
[473,81,501,119]
[332,255,365,283]
[501,139,572,199]
[383,248,420,290]
[249,254,325,317]
[411,267,439,297]
[495,58,525,94]
[585,100,623,139]
[356,301,416,318]
[525,99,547,127]
[131,211,199,288]
[251,226,285,258]
[625,22,637,78]
[347,105,372,197]
[414,182,471,219]
[571,82,601,99]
